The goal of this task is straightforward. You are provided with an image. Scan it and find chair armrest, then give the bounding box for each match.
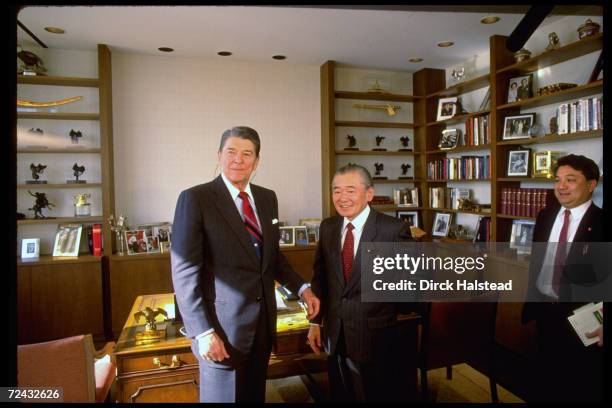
[94,341,116,364]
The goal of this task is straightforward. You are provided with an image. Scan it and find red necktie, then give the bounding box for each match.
[342,223,355,282]
[238,192,263,257]
[552,209,571,296]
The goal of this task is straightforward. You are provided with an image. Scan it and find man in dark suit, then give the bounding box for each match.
[522,154,604,402]
[171,126,320,402]
[307,164,415,402]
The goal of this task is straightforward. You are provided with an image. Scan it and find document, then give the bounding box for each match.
[567,302,603,346]
[275,288,289,310]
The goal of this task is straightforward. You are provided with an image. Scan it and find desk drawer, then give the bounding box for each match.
[119,369,199,403]
[118,351,198,375]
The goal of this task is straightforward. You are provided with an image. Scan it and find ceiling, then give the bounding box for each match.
[16,5,602,71]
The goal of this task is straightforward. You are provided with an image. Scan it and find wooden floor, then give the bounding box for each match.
[265,363,524,403]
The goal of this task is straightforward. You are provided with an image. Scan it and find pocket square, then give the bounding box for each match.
[272,218,279,225]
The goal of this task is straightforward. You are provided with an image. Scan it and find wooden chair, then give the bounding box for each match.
[418,294,499,402]
[18,334,116,402]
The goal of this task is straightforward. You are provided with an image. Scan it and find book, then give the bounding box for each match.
[567,302,603,346]
[92,223,102,256]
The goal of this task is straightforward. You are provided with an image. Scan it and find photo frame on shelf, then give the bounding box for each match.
[146,235,161,253]
[396,210,419,228]
[507,149,531,177]
[279,226,295,247]
[436,97,458,121]
[299,218,321,244]
[432,212,452,237]
[294,226,309,246]
[125,229,148,255]
[503,113,536,140]
[52,224,83,257]
[394,187,419,207]
[510,220,536,254]
[507,74,533,103]
[21,238,40,259]
[533,151,561,178]
[438,128,460,150]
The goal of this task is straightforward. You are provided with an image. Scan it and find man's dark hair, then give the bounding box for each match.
[334,163,373,188]
[219,126,261,157]
[554,154,600,181]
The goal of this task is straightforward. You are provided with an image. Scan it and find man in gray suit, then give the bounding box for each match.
[171,126,320,402]
[307,164,415,402]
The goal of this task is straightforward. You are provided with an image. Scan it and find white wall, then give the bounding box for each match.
[112,53,321,227]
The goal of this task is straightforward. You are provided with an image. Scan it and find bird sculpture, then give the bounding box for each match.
[134,307,168,332]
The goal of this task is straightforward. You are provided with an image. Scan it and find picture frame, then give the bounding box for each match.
[533,150,561,178]
[396,210,419,228]
[294,226,309,246]
[279,226,295,247]
[299,218,321,244]
[147,235,161,253]
[503,113,536,140]
[21,238,40,259]
[52,224,83,257]
[125,229,148,255]
[510,220,536,254]
[394,188,419,207]
[432,212,452,237]
[438,128,460,150]
[152,224,172,243]
[436,97,458,121]
[507,74,533,103]
[507,149,531,177]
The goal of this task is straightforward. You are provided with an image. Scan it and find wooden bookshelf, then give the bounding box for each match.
[335,120,415,129]
[17,183,103,189]
[497,80,602,111]
[372,178,421,184]
[17,112,100,120]
[17,74,99,87]
[17,148,102,153]
[427,179,492,183]
[426,74,490,98]
[496,129,603,146]
[423,109,491,127]
[335,150,415,156]
[18,254,101,266]
[334,91,419,102]
[427,144,491,154]
[18,216,103,225]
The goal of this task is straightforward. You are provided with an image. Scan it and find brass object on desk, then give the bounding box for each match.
[134,307,168,343]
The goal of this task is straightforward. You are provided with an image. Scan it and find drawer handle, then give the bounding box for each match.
[152,355,184,369]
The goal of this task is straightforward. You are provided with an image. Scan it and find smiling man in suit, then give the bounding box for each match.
[522,154,604,402]
[307,164,414,402]
[171,126,320,402]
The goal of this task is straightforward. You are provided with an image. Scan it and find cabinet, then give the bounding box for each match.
[17,44,115,255]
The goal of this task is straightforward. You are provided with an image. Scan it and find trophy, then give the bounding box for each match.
[68,163,86,184]
[73,193,91,217]
[400,163,412,179]
[373,135,386,151]
[399,136,412,151]
[373,162,387,180]
[345,134,359,151]
[109,214,128,256]
[27,163,47,184]
[69,129,83,144]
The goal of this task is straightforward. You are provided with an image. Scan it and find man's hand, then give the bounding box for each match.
[585,325,603,347]
[300,287,320,320]
[307,324,322,355]
[198,332,230,361]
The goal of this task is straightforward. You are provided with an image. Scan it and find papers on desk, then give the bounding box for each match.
[567,302,603,346]
[275,288,289,310]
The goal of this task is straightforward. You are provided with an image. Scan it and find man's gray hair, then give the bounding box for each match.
[219,126,261,157]
[334,164,373,188]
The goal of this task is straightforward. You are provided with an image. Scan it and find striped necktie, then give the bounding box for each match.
[238,191,263,258]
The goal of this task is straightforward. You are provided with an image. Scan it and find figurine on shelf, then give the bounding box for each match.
[577,19,600,40]
[28,191,55,219]
[17,45,47,76]
[400,163,412,179]
[28,128,44,135]
[69,163,86,184]
[399,136,411,151]
[545,32,561,51]
[27,163,48,184]
[345,134,358,151]
[373,162,387,179]
[451,66,465,83]
[69,129,83,144]
[109,214,129,256]
[73,193,92,217]
[373,135,386,151]
[514,48,532,63]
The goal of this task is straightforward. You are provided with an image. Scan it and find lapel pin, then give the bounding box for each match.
[272,218,278,225]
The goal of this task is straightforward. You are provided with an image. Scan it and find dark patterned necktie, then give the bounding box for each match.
[552,209,571,296]
[238,191,263,258]
[342,223,355,282]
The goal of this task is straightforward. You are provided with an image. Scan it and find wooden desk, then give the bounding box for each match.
[114,292,326,402]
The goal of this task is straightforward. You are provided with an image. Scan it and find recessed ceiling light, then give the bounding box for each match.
[158,47,174,52]
[409,58,423,63]
[44,26,65,34]
[272,55,286,60]
[480,16,500,24]
[437,41,454,48]
[217,51,232,56]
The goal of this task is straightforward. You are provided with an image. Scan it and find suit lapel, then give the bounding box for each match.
[572,203,596,242]
[329,217,345,288]
[344,210,378,294]
[212,176,259,265]
[251,186,272,273]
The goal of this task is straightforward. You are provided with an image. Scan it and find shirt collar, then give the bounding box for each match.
[557,199,592,221]
[221,171,254,201]
[343,205,370,233]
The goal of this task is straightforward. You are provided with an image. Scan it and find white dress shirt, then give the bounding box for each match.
[341,205,371,258]
[536,200,593,298]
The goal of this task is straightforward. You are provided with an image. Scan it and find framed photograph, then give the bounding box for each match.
[147,235,161,253]
[507,74,533,103]
[153,224,172,243]
[396,210,419,228]
[52,224,83,257]
[533,151,561,178]
[294,226,309,246]
[21,238,40,259]
[507,149,531,177]
[125,229,148,255]
[510,220,536,254]
[438,128,460,150]
[503,113,536,140]
[436,97,458,121]
[299,218,321,244]
[279,227,295,247]
[432,212,452,237]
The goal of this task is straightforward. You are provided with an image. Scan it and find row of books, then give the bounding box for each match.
[500,188,554,218]
[463,114,491,146]
[557,97,603,134]
[429,187,471,209]
[427,155,491,180]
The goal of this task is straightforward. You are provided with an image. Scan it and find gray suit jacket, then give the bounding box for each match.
[171,175,305,365]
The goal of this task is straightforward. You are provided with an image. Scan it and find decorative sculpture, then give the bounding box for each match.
[134,307,168,343]
[451,66,465,82]
[399,136,411,151]
[373,162,386,179]
[373,135,386,151]
[109,214,129,256]
[17,96,83,108]
[545,32,561,51]
[69,163,86,183]
[28,163,47,184]
[345,134,358,151]
[17,45,47,76]
[577,19,600,40]
[69,129,83,144]
[400,163,412,179]
[28,191,55,219]
[73,193,91,217]
[514,48,532,63]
